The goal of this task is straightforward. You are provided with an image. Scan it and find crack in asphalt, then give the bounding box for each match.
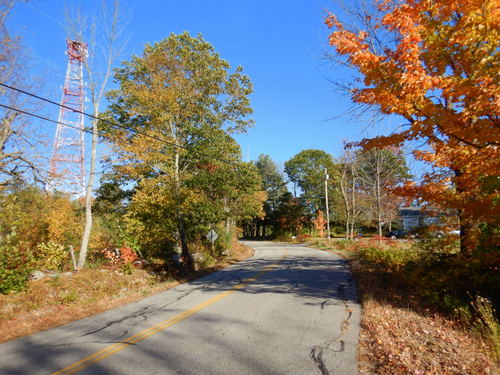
[76,270,245,340]
[57,250,287,346]
[77,262,269,341]
[320,300,329,310]
[155,267,250,311]
[310,273,354,375]
[79,306,151,338]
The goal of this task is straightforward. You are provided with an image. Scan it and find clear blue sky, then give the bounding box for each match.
[9,0,413,172]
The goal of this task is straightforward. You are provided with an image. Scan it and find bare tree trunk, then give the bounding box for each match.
[350,162,357,240]
[340,166,350,240]
[171,132,193,269]
[75,0,122,269]
[375,151,383,242]
[178,214,192,268]
[78,115,98,268]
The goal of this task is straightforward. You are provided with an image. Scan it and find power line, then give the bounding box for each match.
[0,82,252,169]
[0,102,247,171]
[0,81,187,152]
[0,102,163,156]
[0,103,82,131]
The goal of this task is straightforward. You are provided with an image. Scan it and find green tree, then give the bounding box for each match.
[274,192,309,237]
[255,154,287,212]
[254,154,287,237]
[284,149,338,213]
[105,32,254,267]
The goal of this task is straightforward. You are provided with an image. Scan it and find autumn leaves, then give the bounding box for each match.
[326,0,499,251]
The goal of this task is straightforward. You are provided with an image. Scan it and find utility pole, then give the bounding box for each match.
[324,168,331,239]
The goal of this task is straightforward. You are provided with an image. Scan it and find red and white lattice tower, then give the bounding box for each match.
[49,40,87,196]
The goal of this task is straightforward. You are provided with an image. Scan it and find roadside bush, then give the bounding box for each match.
[351,234,499,318]
[334,239,356,251]
[274,231,294,242]
[296,233,311,243]
[471,296,500,361]
[0,244,34,294]
[33,242,68,270]
[214,225,233,256]
[357,245,419,272]
[102,246,138,266]
[414,231,460,254]
[0,186,49,250]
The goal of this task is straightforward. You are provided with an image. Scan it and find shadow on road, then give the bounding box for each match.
[0,242,357,375]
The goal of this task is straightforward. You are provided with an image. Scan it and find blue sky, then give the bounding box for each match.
[8,0,413,173]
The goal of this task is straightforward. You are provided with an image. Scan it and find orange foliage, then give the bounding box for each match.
[103,247,138,265]
[312,210,326,237]
[326,0,500,249]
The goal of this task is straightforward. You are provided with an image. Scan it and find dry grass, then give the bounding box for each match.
[307,240,499,375]
[350,260,498,374]
[0,242,254,343]
[358,298,495,375]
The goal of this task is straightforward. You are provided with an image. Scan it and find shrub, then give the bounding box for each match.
[357,246,418,271]
[296,233,311,243]
[0,244,35,294]
[334,239,358,252]
[414,231,460,254]
[102,246,138,266]
[471,296,500,361]
[33,241,68,270]
[214,225,233,256]
[274,232,294,242]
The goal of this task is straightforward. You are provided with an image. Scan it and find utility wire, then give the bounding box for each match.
[0,82,251,169]
[0,103,79,131]
[0,102,163,156]
[0,102,245,171]
[0,81,187,151]
[0,82,254,172]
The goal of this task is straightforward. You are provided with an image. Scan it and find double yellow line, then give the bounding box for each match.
[52,251,287,375]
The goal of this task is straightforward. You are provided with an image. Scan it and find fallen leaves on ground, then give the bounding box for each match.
[358,298,496,374]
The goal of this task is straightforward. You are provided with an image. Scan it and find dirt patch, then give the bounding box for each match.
[0,242,254,343]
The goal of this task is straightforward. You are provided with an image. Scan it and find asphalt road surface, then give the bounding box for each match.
[0,241,360,375]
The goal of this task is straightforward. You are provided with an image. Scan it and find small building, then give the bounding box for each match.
[399,206,442,232]
[400,207,423,232]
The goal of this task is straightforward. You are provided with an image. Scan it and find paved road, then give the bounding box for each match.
[0,241,360,375]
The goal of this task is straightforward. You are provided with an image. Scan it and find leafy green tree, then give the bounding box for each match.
[274,192,309,237]
[284,149,339,213]
[254,154,287,237]
[105,32,255,267]
[255,154,287,211]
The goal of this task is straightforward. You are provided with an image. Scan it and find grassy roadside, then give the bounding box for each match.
[307,238,499,375]
[0,242,253,343]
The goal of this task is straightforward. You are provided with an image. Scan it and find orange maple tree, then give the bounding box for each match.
[312,210,326,237]
[326,0,499,250]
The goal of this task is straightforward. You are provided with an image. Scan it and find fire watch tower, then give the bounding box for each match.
[49,39,87,196]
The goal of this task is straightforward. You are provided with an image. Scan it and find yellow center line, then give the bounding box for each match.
[51,250,288,375]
